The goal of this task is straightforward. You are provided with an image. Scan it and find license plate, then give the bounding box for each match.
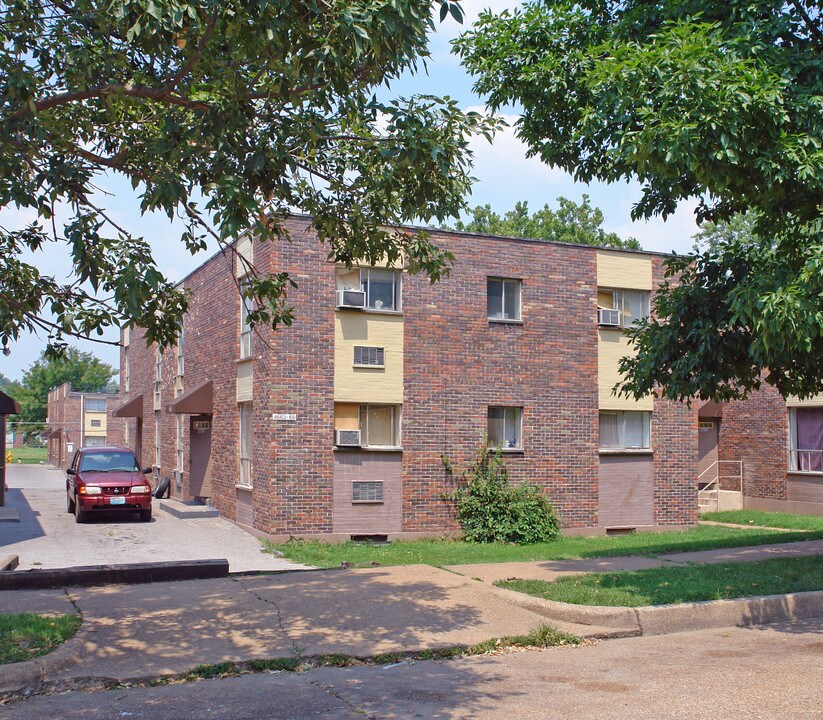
[109,496,126,505]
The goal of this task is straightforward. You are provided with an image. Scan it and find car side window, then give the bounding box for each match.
[70,452,80,471]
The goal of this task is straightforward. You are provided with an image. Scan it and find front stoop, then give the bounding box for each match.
[158,499,220,519]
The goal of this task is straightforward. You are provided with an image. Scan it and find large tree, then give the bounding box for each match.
[0,0,495,357]
[449,196,640,249]
[9,348,117,440]
[455,0,823,401]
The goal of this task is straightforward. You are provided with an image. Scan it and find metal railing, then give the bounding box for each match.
[697,460,742,504]
[789,450,823,473]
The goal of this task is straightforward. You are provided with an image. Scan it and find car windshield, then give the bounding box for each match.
[78,451,140,473]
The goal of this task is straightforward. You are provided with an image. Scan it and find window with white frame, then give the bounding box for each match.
[789,407,823,472]
[599,411,651,449]
[239,401,253,486]
[85,398,106,412]
[177,322,185,378]
[488,407,523,450]
[175,415,184,475]
[361,268,400,311]
[240,280,254,359]
[154,410,161,467]
[487,278,521,321]
[597,288,650,328]
[84,436,106,447]
[359,404,401,448]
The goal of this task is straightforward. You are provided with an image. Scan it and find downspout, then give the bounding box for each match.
[80,393,85,448]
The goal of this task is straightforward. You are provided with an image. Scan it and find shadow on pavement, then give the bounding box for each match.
[0,488,45,547]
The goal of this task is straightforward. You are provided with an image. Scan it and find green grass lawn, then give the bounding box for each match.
[0,613,81,664]
[497,556,823,607]
[701,509,823,532]
[6,447,47,464]
[268,524,823,568]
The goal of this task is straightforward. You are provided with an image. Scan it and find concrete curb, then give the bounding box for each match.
[0,629,88,695]
[158,499,220,519]
[0,559,229,591]
[493,585,823,638]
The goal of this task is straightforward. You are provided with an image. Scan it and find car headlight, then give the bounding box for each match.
[79,485,101,495]
[130,485,152,494]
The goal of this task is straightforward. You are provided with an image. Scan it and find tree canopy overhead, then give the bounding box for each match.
[448,196,640,249]
[1,0,496,357]
[456,0,823,401]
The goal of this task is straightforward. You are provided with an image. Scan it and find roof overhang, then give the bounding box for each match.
[166,380,213,415]
[0,391,21,415]
[698,400,724,419]
[41,428,60,439]
[111,394,144,418]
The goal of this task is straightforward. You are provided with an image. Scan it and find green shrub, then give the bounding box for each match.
[449,444,560,544]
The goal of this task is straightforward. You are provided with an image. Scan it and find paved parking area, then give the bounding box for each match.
[0,464,306,573]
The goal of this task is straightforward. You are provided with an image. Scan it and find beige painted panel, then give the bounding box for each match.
[84,414,107,434]
[235,237,254,277]
[236,361,253,402]
[596,250,653,290]
[786,394,823,407]
[335,403,359,431]
[598,330,653,410]
[123,326,130,346]
[335,314,403,404]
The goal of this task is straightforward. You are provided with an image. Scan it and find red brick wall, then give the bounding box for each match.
[719,385,788,501]
[650,256,698,525]
[401,231,600,531]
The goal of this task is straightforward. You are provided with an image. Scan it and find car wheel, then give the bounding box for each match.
[66,490,75,514]
[139,508,152,522]
[74,501,86,524]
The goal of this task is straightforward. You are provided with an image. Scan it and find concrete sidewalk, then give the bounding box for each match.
[1,538,822,697]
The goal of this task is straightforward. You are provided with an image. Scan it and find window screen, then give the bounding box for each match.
[354,346,385,366]
[352,481,384,503]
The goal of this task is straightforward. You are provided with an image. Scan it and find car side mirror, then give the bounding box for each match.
[143,467,152,474]
[67,468,76,476]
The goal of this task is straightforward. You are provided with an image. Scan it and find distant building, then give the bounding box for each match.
[45,383,123,467]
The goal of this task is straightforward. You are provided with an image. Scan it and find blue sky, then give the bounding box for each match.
[0,0,700,381]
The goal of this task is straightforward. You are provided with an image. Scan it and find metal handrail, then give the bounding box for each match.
[698,460,742,499]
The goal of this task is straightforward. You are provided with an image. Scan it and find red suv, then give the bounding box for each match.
[66,447,153,523]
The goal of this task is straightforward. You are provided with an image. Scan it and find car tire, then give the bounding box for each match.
[153,476,170,499]
[139,508,152,522]
[66,490,75,514]
[74,502,86,524]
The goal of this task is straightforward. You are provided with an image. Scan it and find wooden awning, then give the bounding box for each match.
[111,394,144,418]
[41,428,61,439]
[0,391,20,415]
[166,380,213,415]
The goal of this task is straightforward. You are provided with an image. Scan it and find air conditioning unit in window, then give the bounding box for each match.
[335,429,361,447]
[598,308,621,327]
[338,289,366,308]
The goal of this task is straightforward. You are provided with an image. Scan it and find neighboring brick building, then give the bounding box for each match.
[45,383,123,468]
[114,215,709,540]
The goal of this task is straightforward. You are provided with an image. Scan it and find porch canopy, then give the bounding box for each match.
[0,391,20,415]
[698,400,723,419]
[41,428,61,439]
[166,380,212,415]
[111,394,144,418]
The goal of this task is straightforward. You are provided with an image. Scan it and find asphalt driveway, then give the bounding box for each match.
[0,464,305,572]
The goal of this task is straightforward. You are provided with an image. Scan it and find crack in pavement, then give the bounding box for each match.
[234,577,302,656]
[311,680,375,719]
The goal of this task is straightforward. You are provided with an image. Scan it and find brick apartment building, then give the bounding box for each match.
[113,215,715,540]
[45,383,123,468]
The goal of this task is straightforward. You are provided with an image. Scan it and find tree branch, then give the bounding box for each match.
[790,0,823,43]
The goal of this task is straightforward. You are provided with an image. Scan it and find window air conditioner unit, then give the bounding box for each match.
[336,429,361,447]
[338,289,366,308]
[598,308,621,327]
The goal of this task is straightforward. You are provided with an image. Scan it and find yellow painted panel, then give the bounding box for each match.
[597,250,653,290]
[334,403,359,431]
[335,313,403,403]
[236,237,254,277]
[598,330,653,410]
[84,414,107,434]
[786,394,823,407]
[236,361,253,402]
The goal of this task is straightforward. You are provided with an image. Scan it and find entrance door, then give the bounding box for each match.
[189,415,213,498]
[698,420,719,483]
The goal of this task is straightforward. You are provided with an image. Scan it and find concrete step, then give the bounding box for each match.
[158,498,220,519]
